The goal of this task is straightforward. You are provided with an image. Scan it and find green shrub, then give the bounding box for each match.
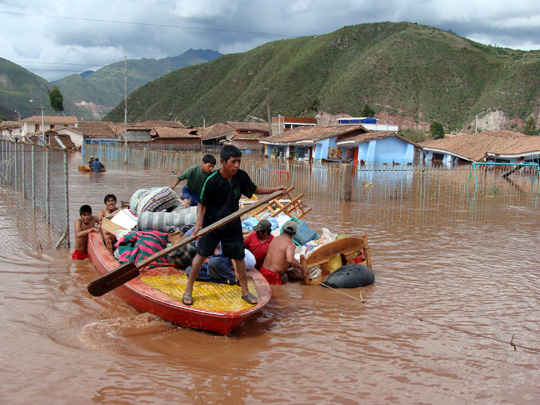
[398,128,426,143]
[430,121,445,139]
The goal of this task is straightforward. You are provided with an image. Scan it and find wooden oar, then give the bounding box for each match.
[87,189,287,297]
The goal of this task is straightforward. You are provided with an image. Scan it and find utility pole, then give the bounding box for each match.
[42,105,46,146]
[124,56,128,164]
[15,110,21,138]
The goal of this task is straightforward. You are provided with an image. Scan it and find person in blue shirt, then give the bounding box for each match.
[90,157,106,173]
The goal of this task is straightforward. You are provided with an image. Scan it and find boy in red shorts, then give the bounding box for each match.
[72,205,99,260]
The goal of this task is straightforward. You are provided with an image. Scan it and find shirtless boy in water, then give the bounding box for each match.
[72,205,99,260]
[259,220,308,285]
[97,194,118,252]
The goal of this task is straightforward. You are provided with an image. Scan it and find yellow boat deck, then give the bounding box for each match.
[140,273,259,311]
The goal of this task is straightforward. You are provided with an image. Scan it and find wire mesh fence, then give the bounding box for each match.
[81,144,540,206]
[0,140,70,249]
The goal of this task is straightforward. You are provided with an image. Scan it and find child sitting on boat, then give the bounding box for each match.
[98,194,119,252]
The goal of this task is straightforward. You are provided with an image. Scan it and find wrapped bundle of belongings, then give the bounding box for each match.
[130,187,182,216]
[102,187,198,266]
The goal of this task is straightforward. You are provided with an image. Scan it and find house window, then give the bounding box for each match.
[432,153,444,161]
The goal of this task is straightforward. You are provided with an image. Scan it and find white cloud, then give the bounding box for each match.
[1,0,540,81]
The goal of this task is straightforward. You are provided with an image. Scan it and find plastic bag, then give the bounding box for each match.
[320,227,337,244]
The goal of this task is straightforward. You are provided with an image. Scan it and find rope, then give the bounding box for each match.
[309,278,366,303]
[418,317,540,354]
[311,278,540,354]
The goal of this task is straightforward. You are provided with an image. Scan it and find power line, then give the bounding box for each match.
[13,61,98,67]
[1,11,296,38]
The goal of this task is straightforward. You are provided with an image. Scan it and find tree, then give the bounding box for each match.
[399,128,426,143]
[360,102,375,117]
[49,86,64,113]
[430,121,444,139]
[523,116,537,135]
[307,97,321,113]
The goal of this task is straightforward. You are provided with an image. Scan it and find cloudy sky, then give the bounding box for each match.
[2,0,540,82]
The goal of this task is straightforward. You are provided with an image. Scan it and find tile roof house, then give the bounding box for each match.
[7,115,79,138]
[0,121,21,140]
[23,130,76,148]
[420,130,540,164]
[200,121,270,150]
[148,127,200,147]
[57,120,198,148]
[336,130,418,165]
[261,125,417,164]
[56,121,122,147]
[271,116,317,135]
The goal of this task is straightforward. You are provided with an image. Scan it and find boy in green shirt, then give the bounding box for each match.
[171,154,216,208]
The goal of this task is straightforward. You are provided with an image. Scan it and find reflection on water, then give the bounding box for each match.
[1,153,539,403]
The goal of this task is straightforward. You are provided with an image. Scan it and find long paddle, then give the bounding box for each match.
[87,189,288,297]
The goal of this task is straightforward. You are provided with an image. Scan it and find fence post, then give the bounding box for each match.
[15,142,19,191]
[339,163,353,201]
[31,144,36,209]
[22,144,26,198]
[46,146,50,225]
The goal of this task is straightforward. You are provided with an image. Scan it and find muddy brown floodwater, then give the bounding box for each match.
[1,152,539,404]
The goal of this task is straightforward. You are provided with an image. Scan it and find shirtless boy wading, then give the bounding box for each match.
[259,220,308,285]
[72,205,100,260]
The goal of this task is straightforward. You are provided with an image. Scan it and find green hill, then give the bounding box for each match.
[0,58,90,120]
[105,22,540,131]
[54,49,222,109]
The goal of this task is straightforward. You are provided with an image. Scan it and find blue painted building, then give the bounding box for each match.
[261,125,418,165]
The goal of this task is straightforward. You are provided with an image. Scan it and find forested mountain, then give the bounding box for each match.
[53,49,222,111]
[105,22,540,131]
[0,58,91,121]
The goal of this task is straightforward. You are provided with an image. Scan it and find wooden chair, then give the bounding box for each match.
[300,234,371,285]
[251,187,312,220]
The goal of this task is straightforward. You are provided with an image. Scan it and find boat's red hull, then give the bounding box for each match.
[87,232,272,335]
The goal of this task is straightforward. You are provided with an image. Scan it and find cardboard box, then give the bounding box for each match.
[101,208,138,234]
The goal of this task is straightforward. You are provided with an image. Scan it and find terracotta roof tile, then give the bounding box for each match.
[226,121,270,132]
[22,115,78,125]
[199,123,235,140]
[263,125,368,144]
[420,130,540,161]
[337,130,418,146]
[154,127,201,139]
[72,121,120,138]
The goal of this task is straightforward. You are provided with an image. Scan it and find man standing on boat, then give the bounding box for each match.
[182,145,285,306]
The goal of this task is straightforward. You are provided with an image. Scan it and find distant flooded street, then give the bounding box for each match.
[1,151,539,404]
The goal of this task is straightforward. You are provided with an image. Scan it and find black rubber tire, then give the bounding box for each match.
[322,264,375,289]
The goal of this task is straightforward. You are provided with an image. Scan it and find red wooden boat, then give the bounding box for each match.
[87,232,272,335]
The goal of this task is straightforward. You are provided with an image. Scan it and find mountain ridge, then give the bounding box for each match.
[104,22,540,132]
